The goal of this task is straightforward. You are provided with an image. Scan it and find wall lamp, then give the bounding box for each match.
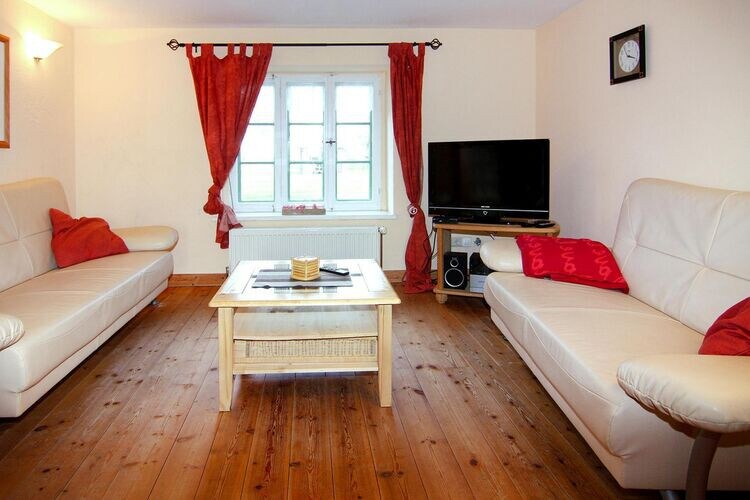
[26,34,62,61]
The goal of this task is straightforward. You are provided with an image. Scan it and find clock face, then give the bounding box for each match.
[618,39,640,73]
[610,25,646,85]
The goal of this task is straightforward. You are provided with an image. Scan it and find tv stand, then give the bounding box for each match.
[434,221,560,304]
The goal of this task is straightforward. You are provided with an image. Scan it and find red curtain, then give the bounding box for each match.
[187,43,272,248]
[389,43,433,293]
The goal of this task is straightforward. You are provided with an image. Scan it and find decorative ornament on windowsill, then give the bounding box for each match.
[281,204,326,216]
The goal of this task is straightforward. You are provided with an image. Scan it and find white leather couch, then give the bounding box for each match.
[0,178,178,417]
[480,178,750,491]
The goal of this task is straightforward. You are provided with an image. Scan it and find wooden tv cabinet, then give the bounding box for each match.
[434,222,560,303]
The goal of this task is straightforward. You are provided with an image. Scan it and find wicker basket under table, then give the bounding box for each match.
[232,306,378,373]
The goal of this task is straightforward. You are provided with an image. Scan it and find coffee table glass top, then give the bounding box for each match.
[209,259,401,308]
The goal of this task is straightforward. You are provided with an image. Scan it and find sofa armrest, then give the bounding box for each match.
[0,313,24,350]
[112,226,179,252]
[479,238,523,273]
[617,354,750,434]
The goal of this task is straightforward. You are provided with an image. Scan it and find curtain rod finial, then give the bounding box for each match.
[428,38,442,50]
[167,39,180,51]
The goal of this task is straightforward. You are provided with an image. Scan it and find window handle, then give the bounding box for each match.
[325,139,336,145]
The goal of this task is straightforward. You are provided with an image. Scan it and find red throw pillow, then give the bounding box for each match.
[49,208,128,268]
[515,235,629,293]
[699,297,750,356]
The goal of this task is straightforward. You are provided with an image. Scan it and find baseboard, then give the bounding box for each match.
[384,270,404,284]
[168,274,226,287]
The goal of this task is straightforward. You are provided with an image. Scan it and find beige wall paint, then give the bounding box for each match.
[74,27,535,273]
[537,0,750,245]
[0,0,74,208]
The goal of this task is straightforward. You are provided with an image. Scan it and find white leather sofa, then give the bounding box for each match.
[0,178,178,417]
[480,178,750,491]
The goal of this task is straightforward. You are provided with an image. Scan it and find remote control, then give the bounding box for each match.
[320,265,350,276]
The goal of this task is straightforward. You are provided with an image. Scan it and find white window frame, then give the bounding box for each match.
[227,72,385,215]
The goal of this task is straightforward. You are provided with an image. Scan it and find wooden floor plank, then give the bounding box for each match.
[357,373,428,500]
[327,375,381,500]
[0,287,166,461]
[287,374,335,500]
[53,287,214,499]
[0,286,196,498]
[148,357,221,499]
[110,301,219,499]
[390,339,475,500]
[0,284,660,500]
[194,374,266,499]
[393,293,523,499]
[148,335,221,500]
[444,298,623,498]
[242,373,295,498]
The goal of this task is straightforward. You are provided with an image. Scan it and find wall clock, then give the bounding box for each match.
[610,25,646,85]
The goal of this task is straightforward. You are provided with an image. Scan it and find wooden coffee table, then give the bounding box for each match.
[209,259,401,411]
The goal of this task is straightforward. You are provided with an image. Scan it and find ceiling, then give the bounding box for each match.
[24,0,582,29]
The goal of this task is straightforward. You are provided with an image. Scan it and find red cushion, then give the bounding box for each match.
[515,235,629,293]
[49,208,128,268]
[699,297,750,356]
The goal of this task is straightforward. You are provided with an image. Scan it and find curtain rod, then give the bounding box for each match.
[166,38,442,51]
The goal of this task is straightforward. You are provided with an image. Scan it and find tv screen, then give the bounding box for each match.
[428,139,550,222]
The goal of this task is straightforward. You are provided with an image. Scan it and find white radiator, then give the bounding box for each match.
[229,226,384,271]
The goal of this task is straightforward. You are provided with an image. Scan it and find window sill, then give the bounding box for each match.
[234,211,397,222]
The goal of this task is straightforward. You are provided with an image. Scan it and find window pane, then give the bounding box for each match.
[336,163,371,200]
[240,124,274,162]
[239,163,274,202]
[289,163,323,201]
[250,85,275,124]
[336,124,370,161]
[289,124,323,162]
[287,85,324,123]
[336,85,373,123]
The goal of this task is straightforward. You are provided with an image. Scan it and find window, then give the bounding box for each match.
[229,73,385,214]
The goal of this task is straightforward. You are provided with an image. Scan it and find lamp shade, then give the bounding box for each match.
[26,34,62,60]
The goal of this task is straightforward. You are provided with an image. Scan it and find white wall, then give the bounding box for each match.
[0,0,74,208]
[537,0,750,244]
[74,27,536,273]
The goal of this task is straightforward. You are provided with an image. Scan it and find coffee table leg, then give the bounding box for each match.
[377,305,393,407]
[218,307,235,411]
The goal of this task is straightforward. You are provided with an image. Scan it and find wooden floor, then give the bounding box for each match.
[0,284,658,499]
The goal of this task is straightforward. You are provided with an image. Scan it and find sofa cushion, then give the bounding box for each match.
[618,354,750,434]
[0,178,69,293]
[516,235,628,292]
[0,251,172,394]
[484,272,703,454]
[50,208,129,268]
[612,179,750,334]
[479,238,523,272]
[112,226,179,252]
[699,297,750,356]
[0,314,24,350]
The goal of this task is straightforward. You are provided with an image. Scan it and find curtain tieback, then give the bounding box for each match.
[217,203,240,233]
[407,204,421,218]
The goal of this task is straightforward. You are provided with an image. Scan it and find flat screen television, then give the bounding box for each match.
[428,139,550,223]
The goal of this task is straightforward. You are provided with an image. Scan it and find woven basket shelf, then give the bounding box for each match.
[230,305,380,375]
[234,337,376,359]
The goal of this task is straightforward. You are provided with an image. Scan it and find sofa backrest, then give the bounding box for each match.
[0,178,69,293]
[612,178,750,334]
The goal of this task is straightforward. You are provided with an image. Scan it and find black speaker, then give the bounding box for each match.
[443,252,468,289]
[469,252,491,276]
